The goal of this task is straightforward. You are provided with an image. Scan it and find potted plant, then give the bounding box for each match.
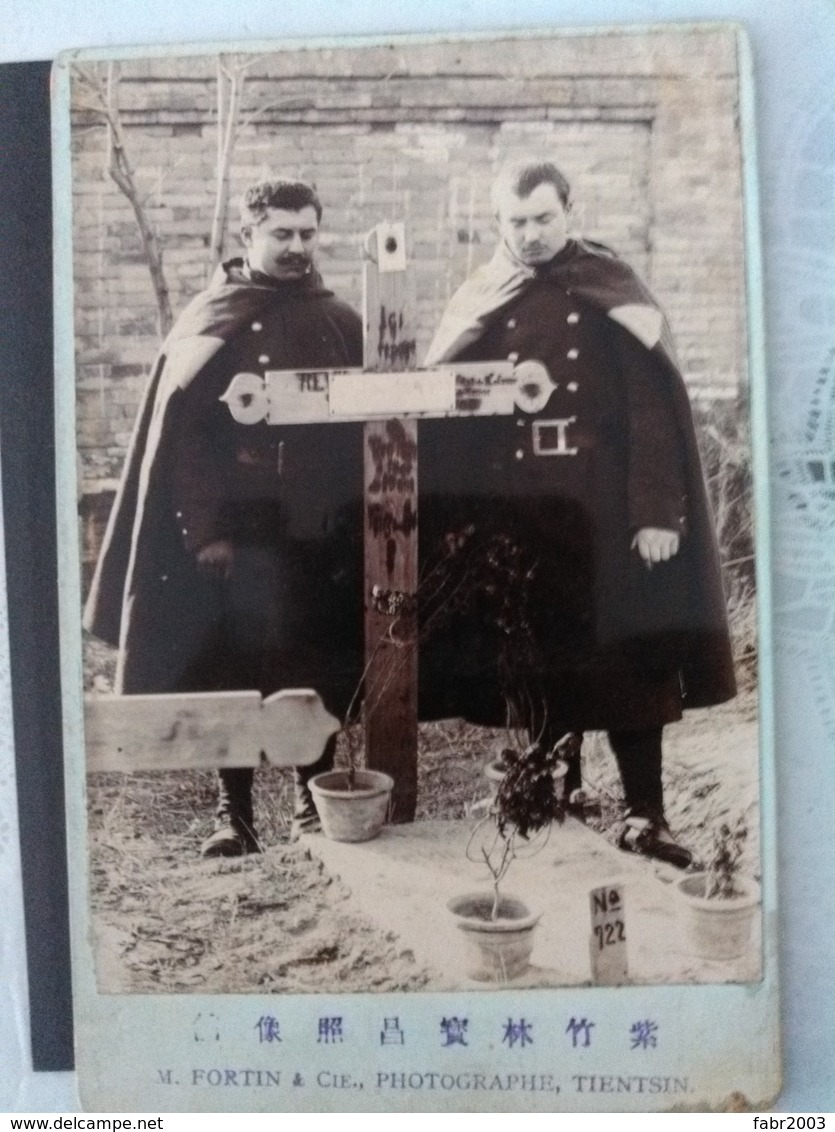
[406,526,570,979]
[484,732,577,801]
[676,814,760,961]
[308,760,394,843]
[307,697,394,842]
[308,585,411,842]
[448,734,567,981]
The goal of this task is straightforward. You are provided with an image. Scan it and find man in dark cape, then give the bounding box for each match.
[85,179,364,855]
[419,160,736,867]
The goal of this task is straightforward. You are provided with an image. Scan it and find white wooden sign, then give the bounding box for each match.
[84,688,339,772]
[589,882,629,984]
[219,359,552,425]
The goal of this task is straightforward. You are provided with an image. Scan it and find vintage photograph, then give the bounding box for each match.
[70,27,762,995]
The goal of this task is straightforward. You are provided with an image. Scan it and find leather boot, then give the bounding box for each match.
[608,727,664,817]
[618,810,693,870]
[608,728,692,869]
[290,735,335,840]
[200,767,261,858]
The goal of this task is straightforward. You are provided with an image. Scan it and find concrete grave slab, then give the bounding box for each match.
[305,817,761,988]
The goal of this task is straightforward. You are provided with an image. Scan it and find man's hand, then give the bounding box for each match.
[631,527,680,567]
[196,538,235,580]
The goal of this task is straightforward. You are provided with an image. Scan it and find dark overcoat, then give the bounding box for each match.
[84,262,365,714]
[418,239,737,731]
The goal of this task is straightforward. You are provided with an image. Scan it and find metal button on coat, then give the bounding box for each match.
[515,449,524,460]
[258,354,270,364]
[567,348,579,360]
[507,318,517,329]
[251,321,262,331]
[567,382,579,393]
[567,312,580,324]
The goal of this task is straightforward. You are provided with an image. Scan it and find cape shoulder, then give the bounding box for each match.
[426,236,672,368]
[160,272,361,394]
[165,260,349,345]
[551,238,657,307]
[549,239,675,358]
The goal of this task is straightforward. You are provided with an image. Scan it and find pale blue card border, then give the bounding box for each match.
[0,0,833,1112]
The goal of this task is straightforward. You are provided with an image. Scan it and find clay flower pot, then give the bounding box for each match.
[309,769,394,843]
[484,757,568,799]
[676,871,760,961]
[447,891,541,982]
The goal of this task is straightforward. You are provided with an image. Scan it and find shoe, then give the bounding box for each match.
[200,819,261,859]
[617,813,693,870]
[204,768,260,857]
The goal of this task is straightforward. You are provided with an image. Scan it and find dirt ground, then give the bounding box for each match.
[86,630,760,994]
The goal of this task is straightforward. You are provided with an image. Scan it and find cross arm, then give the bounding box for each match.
[83,688,339,773]
[219,359,553,425]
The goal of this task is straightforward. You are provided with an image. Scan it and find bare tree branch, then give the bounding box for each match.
[73,62,173,337]
[72,55,315,332]
[208,56,247,274]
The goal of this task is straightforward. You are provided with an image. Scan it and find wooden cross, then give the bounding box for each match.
[86,222,553,823]
[220,222,552,822]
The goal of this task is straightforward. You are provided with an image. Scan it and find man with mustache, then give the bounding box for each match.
[84,179,364,856]
[421,160,736,867]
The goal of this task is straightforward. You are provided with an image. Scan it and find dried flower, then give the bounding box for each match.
[704,814,748,899]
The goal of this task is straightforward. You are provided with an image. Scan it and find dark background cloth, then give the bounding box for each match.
[0,61,74,1071]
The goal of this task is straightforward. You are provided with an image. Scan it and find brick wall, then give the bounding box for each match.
[71,28,748,490]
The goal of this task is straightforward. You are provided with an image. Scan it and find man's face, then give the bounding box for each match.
[495,181,570,266]
[242,205,320,281]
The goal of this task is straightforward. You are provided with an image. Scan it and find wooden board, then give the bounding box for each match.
[221,360,527,424]
[362,418,419,821]
[84,688,340,773]
[588,882,629,984]
[362,224,418,821]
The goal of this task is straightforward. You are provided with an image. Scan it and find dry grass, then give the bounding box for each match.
[87,687,760,994]
[693,397,758,680]
[88,769,433,993]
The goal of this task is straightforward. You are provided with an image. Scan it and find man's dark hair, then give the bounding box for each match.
[491,160,572,212]
[241,179,323,225]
